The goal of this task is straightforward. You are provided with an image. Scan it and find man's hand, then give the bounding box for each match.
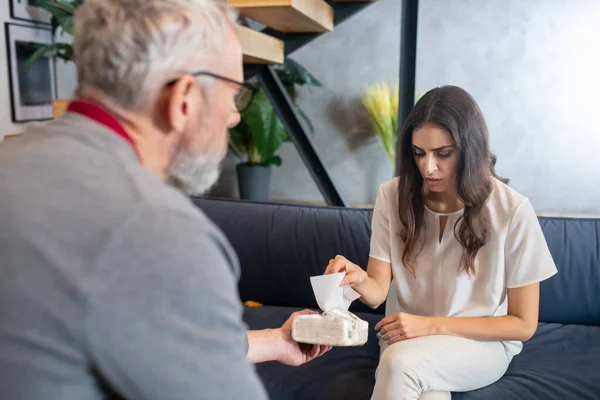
[275,310,331,366]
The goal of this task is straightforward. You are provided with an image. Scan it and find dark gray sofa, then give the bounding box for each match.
[193,197,600,400]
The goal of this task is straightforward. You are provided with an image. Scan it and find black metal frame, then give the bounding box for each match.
[257,66,346,207]
[399,0,419,126]
[4,22,58,123]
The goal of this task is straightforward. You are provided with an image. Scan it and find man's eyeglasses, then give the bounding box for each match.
[166,71,260,113]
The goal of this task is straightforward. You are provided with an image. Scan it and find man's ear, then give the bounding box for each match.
[164,75,197,135]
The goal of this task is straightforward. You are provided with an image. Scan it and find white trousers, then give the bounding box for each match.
[370,335,511,400]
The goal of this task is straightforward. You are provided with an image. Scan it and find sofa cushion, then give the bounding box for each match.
[455,323,600,400]
[244,306,600,400]
[538,217,600,326]
[195,197,383,315]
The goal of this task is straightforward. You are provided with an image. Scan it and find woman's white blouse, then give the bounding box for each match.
[369,178,558,356]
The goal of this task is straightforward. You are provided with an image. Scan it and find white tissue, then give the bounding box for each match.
[310,272,361,312]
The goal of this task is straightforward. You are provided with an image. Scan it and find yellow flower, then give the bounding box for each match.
[362,81,399,162]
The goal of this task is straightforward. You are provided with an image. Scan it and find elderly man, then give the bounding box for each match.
[0,1,329,399]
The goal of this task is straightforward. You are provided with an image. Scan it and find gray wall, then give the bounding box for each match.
[211,0,600,214]
[416,0,600,214]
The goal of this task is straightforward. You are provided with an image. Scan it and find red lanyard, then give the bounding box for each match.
[67,100,140,161]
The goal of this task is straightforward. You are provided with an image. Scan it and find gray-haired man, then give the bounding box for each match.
[0,1,329,399]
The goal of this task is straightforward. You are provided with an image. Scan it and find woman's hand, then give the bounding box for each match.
[374,312,437,345]
[324,255,368,288]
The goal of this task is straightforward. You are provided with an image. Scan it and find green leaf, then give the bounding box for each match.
[274,58,323,88]
[36,0,77,16]
[241,91,288,164]
[35,0,76,35]
[241,91,272,164]
[262,155,282,167]
[25,45,50,70]
[296,106,315,135]
[228,121,250,154]
[267,111,288,156]
[25,42,73,69]
[24,1,80,66]
[284,83,296,101]
[51,13,60,36]
[57,16,74,36]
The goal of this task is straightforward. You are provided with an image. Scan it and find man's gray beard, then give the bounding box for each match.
[168,149,222,196]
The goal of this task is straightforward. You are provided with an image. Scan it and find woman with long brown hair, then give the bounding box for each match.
[325,86,557,399]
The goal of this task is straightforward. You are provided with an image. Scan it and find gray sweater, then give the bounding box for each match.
[0,113,268,400]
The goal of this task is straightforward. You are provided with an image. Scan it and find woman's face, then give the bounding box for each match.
[412,123,458,194]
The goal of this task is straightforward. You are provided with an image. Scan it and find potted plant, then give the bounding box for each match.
[229,58,322,202]
[362,81,399,162]
[25,0,81,118]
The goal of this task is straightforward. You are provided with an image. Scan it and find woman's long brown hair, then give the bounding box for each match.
[396,86,508,276]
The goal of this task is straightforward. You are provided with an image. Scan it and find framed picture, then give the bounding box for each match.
[10,0,52,24]
[4,23,57,123]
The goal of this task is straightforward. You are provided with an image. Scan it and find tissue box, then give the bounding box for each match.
[291,307,368,347]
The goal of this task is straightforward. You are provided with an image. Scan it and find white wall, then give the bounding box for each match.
[0,4,76,140]
[416,0,600,214]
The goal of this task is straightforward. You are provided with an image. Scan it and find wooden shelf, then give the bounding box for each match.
[228,0,333,33]
[235,24,284,64]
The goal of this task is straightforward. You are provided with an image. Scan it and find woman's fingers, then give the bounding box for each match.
[324,255,347,274]
[375,314,397,331]
[340,269,357,286]
[382,327,403,341]
[324,259,335,274]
